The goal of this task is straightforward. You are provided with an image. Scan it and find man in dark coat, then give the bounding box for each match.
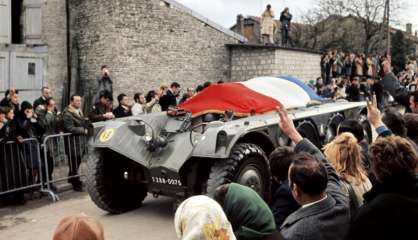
[92,65,113,105]
[276,103,350,240]
[280,7,292,46]
[37,97,59,191]
[89,90,114,122]
[113,94,132,118]
[0,89,20,112]
[269,147,300,228]
[159,82,181,111]
[347,100,418,240]
[33,87,51,110]
[380,59,418,113]
[62,94,88,191]
[346,78,361,102]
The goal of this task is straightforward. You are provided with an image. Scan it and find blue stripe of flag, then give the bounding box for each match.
[277,76,323,101]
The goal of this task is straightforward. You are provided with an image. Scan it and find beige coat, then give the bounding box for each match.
[261,10,276,36]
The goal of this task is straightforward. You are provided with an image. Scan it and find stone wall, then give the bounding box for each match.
[70,0,241,102]
[229,44,321,82]
[42,0,68,107]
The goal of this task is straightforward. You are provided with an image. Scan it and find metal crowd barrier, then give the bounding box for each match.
[0,134,89,203]
[42,133,89,201]
[0,138,55,201]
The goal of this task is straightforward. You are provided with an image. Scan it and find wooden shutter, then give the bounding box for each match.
[0,0,11,44]
[24,0,42,44]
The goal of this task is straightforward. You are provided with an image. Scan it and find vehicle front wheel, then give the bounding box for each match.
[86,149,148,214]
[206,143,271,200]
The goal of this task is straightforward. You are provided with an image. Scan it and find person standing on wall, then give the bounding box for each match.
[261,4,277,45]
[92,65,113,106]
[280,7,292,47]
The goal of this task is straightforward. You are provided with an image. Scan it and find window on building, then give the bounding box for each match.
[28,62,35,75]
[11,0,23,44]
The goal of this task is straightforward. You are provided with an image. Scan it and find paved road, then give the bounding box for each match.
[0,192,177,240]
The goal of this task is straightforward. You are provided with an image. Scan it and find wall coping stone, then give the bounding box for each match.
[226,43,321,55]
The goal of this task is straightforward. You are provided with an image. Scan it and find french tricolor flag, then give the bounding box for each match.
[179,76,323,117]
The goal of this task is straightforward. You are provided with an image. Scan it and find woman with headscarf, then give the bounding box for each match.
[175,195,236,240]
[214,183,281,240]
[323,132,372,216]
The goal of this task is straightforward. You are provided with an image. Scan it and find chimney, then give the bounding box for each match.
[236,14,244,35]
[406,23,412,35]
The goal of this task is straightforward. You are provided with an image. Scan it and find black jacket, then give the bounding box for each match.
[15,114,42,139]
[33,96,47,110]
[380,72,411,111]
[0,98,19,112]
[271,178,300,229]
[346,85,361,102]
[159,90,177,111]
[346,176,418,240]
[279,12,292,29]
[113,105,132,118]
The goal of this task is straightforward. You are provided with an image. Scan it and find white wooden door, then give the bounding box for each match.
[10,51,44,103]
[0,51,9,92]
[0,0,11,44]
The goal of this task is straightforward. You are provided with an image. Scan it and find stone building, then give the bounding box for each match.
[69,0,245,106]
[1,0,321,110]
[0,0,67,106]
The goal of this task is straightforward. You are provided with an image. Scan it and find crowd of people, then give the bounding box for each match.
[170,73,417,240]
[314,50,418,111]
[51,90,417,240]
[1,58,418,239]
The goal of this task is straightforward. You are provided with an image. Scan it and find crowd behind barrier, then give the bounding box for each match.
[0,133,88,203]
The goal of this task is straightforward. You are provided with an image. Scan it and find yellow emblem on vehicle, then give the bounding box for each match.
[99,128,115,142]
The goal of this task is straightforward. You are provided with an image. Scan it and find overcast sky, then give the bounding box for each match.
[177,0,418,33]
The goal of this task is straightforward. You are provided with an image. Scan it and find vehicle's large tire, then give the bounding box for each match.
[206,143,271,200]
[325,114,345,143]
[86,150,147,214]
[297,120,322,148]
[360,117,373,144]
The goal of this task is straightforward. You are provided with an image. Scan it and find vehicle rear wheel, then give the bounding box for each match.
[86,150,147,214]
[206,143,271,200]
[297,120,321,148]
[359,114,373,143]
[325,114,345,143]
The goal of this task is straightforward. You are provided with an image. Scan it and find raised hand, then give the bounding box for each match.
[276,102,303,144]
[366,94,383,128]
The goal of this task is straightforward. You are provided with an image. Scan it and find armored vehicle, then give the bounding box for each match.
[86,76,370,213]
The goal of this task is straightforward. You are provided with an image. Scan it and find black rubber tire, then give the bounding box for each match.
[206,143,271,200]
[297,120,322,148]
[325,114,345,143]
[361,118,373,144]
[86,150,147,214]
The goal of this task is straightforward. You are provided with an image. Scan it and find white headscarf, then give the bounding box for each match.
[174,195,236,240]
